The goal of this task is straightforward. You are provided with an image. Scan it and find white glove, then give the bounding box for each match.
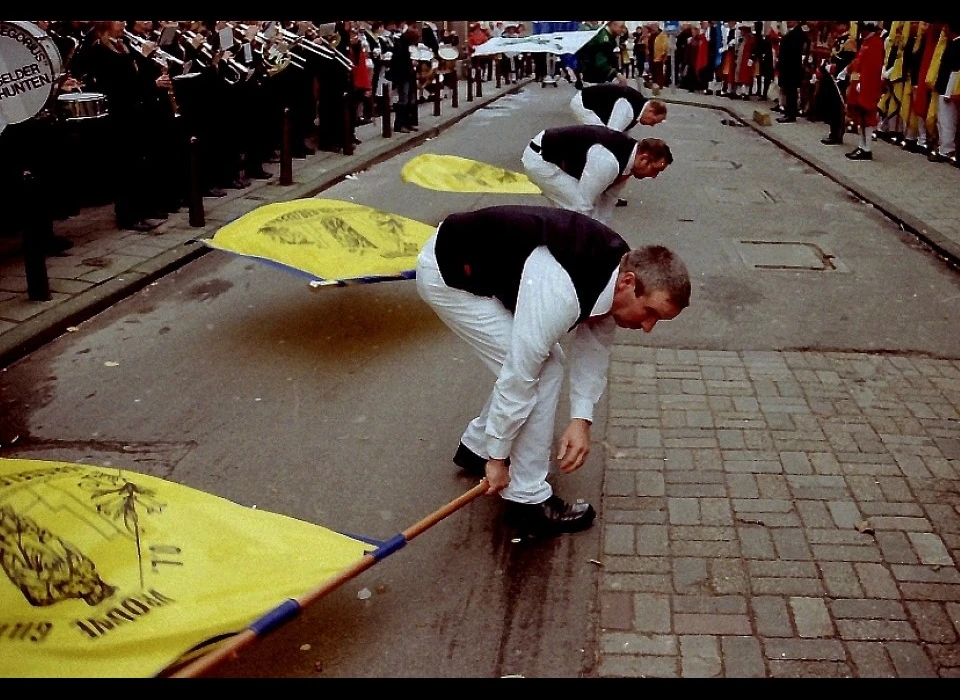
[836,69,848,81]
[882,68,892,80]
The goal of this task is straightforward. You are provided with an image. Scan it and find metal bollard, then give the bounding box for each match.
[496,58,502,89]
[21,171,51,302]
[466,65,474,102]
[433,74,442,117]
[381,83,393,138]
[188,138,205,228]
[280,108,294,186]
[475,67,483,98]
[451,72,459,109]
[342,92,355,156]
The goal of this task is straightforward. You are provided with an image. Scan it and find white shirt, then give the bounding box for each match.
[531,131,638,218]
[485,246,619,459]
[609,98,651,132]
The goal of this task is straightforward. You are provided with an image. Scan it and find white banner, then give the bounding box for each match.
[471,27,604,57]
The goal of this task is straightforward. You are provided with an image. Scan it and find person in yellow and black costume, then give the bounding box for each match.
[905,21,945,155]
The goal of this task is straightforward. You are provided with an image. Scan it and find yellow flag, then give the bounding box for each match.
[402,154,542,195]
[0,458,373,678]
[206,199,437,284]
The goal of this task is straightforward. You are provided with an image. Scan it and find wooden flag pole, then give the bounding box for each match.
[169,480,491,678]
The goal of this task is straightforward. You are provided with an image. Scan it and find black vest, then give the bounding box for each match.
[434,206,629,325]
[581,84,649,129]
[540,125,638,180]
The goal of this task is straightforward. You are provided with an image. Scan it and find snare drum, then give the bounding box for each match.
[57,92,109,122]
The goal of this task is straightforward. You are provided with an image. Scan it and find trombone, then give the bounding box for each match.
[179,28,256,84]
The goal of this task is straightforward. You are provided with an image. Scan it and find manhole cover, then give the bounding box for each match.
[733,241,848,272]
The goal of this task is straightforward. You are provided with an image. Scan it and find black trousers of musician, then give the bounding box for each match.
[107,110,162,228]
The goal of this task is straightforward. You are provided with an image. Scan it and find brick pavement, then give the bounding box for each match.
[590,89,960,678]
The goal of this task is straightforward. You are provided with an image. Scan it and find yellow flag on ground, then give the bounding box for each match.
[0,458,373,678]
[206,199,437,285]
[402,154,542,195]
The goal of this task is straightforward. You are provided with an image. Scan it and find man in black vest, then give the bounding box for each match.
[416,205,691,538]
[571,83,668,133]
[522,125,673,225]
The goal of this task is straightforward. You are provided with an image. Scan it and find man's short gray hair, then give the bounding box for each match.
[621,246,691,310]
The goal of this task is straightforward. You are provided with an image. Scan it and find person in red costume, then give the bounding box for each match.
[844,21,886,160]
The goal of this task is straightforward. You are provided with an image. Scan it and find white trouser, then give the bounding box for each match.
[937,79,958,156]
[521,144,622,226]
[416,232,560,505]
[570,92,604,127]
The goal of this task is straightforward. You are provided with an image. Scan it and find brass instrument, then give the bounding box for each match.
[229,22,307,75]
[124,30,183,116]
[180,28,255,84]
[278,22,353,70]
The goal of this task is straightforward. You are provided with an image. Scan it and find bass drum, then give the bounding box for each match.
[0,21,63,125]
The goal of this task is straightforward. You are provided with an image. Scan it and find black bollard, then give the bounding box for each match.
[188,138,205,228]
[496,58,502,89]
[466,64,474,102]
[21,171,51,302]
[342,93,355,157]
[451,72,459,109]
[433,74,442,117]
[475,66,483,98]
[381,83,393,138]
[280,108,294,186]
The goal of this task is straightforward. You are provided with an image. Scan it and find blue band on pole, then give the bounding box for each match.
[372,534,407,561]
[250,599,302,636]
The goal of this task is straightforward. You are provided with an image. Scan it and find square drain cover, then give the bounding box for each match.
[734,241,847,272]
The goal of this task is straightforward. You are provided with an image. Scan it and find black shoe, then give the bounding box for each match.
[776,116,797,123]
[928,152,954,163]
[453,443,510,478]
[821,136,844,145]
[120,218,163,232]
[616,198,629,208]
[845,148,873,161]
[505,495,597,537]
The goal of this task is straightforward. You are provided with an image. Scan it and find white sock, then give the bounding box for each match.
[864,127,874,152]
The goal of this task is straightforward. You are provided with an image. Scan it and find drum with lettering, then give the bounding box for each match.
[0,21,62,129]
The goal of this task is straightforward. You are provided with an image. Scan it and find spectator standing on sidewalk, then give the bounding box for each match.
[777,20,810,123]
[844,21,886,161]
[928,21,960,164]
[388,24,420,134]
